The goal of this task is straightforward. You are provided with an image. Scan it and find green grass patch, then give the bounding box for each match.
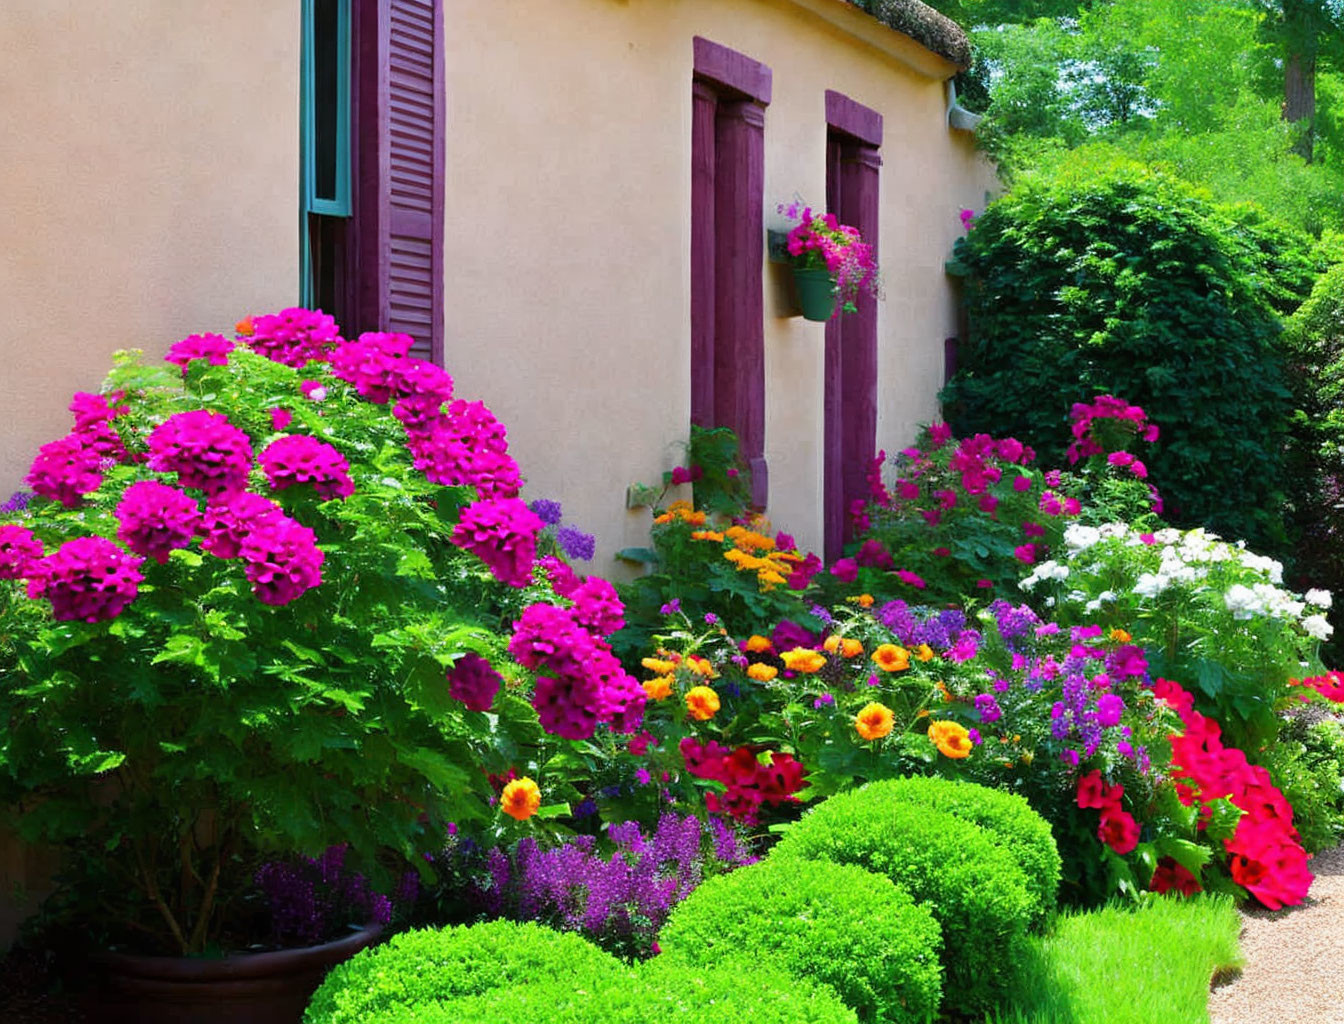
[985,895,1242,1024]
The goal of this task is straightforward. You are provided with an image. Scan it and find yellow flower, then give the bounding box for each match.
[915,709,931,719]
[643,675,674,701]
[855,702,895,741]
[747,663,779,682]
[745,635,774,653]
[823,634,843,654]
[726,526,776,552]
[824,634,864,659]
[691,530,726,543]
[641,657,677,674]
[872,644,911,673]
[758,569,788,589]
[685,685,721,721]
[780,648,827,674]
[686,655,719,679]
[500,777,542,821]
[913,644,935,663]
[1110,628,1132,643]
[928,721,973,759]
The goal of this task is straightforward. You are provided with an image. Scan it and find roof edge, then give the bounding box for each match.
[781,0,970,79]
[843,0,971,70]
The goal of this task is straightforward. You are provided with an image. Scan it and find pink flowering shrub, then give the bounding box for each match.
[778,201,879,314]
[0,311,620,956]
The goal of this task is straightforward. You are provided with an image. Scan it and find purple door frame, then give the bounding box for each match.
[823,90,882,562]
[691,37,772,509]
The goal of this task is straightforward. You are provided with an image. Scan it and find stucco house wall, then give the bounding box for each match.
[445,0,996,564]
[0,1,300,507]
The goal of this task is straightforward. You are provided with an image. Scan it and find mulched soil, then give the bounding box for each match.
[0,945,89,1023]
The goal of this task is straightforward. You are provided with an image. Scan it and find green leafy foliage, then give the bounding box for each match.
[0,340,570,954]
[369,956,862,1024]
[304,920,621,1024]
[658,856,944,1024]
[876,776,1062,929]
[773,786,1034,1014]
[941,162,1294,553]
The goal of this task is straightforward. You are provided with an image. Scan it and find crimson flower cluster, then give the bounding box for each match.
[164,332,236,372]
[260,435,355,500]
[24,535,144,623]
[509,597,645,741]
[243,307,342,367]
[446,652,505,712]
[1075,769,1140,855]
[1066,394,1159,467]
[1160,678,1312,910]
[679,738,806,825]
[114,480,200,563]
[1288,671,1344,703]
[0,525,44,580]
[147,410,254,499]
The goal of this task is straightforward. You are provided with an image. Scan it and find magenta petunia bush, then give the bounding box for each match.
[0,309,639,956]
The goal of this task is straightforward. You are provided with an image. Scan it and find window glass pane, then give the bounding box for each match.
[314,0,340,201]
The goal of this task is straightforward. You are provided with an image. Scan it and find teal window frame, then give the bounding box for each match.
[301,0,351,305]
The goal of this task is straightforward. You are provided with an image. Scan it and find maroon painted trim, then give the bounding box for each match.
[944,336,959,384]
[430,0,445,363]
[825,89,883,147]
[690,81,718,429]
[693,36,772,104]
[823,130,881,560]
[711,97,769,510]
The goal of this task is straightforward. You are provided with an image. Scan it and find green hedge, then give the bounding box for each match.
[878,776,1061,928]
[773,788,1033,1014]
[373,959,862,1024]
[942,162,1293,552]
[303,920,620,1024]
[658,856,943,1024]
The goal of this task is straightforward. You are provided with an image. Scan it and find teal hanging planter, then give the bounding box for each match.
[792,267,838,322]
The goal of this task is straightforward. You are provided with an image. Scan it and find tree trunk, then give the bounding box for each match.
[1281,0,1318,163]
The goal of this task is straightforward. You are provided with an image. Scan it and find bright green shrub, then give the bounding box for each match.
[303,920,620,1024]
[878,776,1061,929]
[773,789,1033,1013]
[376,960,862,1024]
[942,161,1292,553]
[657,856,943,1024]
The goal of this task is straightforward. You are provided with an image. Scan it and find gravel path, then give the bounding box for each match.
[1208,843,1344,1024]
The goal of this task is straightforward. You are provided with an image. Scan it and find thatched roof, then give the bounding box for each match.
[845,0,972,69]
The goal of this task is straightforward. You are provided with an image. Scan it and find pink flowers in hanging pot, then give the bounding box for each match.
[778,201,880,318]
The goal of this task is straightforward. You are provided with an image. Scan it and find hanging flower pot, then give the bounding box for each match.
[792,267,838,322]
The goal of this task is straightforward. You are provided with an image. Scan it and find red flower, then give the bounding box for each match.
[1097,810,1140,855]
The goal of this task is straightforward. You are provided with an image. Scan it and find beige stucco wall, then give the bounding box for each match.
[0,0,299,500]
[445,0,998,567]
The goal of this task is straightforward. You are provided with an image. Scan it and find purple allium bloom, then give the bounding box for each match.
[809,603,834,626]
[990,600,1041,652]
[814,693,835,709]
[573,798,598,818]
[634,768,652,785]
[974,693,1002,724]
[0,491,33,514]
[1060,749,1080,767]
[968,728,982,745]
[1095,693,1126,728]
[660,598,681,616]
[704,612,719,625]
[529,498,563,525]
[555,525,596,562]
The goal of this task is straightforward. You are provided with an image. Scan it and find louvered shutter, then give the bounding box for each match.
[374,0,443,361]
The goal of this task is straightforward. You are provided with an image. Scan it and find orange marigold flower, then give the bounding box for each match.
[916,709,931,719]
[691,530,726,543]
[745,635,774,653]
[643,675,674,701]
[780,648,827,674]
[849,593,875,608]
[641,657,677,674]
[684,510,707,526]
[653,512,673,525]
[839,638,864,659]
[823,634,843,654]
[758,569,788,589]
[1109,628,1132,643]
[855,702,895,741]
[872,644,911,673]
[500,777,542,821]
[726,526,776,552]
[928,720,973,759]
[686,655,719,679]
[235,316,255,337]
[685,685,721,721]
[913,644,935,663]
[747,662,779,682]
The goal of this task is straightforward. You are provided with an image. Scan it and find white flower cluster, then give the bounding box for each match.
[1024,521,1335,641]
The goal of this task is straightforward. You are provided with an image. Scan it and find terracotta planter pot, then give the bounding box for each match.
[89,923,382,1024]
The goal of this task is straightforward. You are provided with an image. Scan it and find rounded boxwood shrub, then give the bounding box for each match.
[657,856,943,1024]
[773,790,1033,1014]
[942,162,1292,552]
[303,920,621,1023]
[878,776,1061,928]
[374,960,862,1024]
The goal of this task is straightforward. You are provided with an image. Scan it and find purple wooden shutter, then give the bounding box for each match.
[823,91,882,561]
[373,0,443,361]
[691,38,771,509]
